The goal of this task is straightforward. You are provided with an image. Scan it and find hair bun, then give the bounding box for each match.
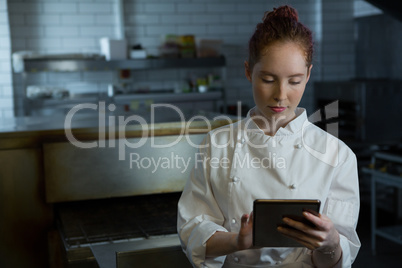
[263,5,298,22]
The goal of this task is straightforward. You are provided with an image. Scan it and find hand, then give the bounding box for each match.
[277,211,340,252]
[236,212,254,250]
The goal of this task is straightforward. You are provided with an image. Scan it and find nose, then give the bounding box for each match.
[273,83,287,102]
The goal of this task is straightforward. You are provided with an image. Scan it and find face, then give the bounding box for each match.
[245,41,312,131]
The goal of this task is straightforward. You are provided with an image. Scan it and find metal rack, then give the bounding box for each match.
[16,56,226,73]
[362,152,402,255]
[14,56,227,116]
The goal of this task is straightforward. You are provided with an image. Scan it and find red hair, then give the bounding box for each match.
[248,5,314,70]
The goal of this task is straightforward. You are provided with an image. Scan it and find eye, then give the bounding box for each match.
[262,79,274,83]
[289,81,301,85]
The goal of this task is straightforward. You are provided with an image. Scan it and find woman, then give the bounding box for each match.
[177,5,360,268]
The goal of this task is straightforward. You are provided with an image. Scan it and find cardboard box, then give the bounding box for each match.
[100,38,127,60]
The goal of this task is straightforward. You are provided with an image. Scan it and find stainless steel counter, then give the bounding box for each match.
[0,108,236,133]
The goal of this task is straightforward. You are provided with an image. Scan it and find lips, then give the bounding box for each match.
[269,106,286,113]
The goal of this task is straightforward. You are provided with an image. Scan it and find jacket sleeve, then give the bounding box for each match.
[323,147,361,268]
[177,134,228,267]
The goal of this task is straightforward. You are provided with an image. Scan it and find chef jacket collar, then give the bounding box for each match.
[244,107,308,136]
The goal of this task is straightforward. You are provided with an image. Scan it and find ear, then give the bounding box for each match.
[306,64,313,83]
[244,60,252,82]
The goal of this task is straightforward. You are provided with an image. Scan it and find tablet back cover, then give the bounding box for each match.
[253,199,320,247]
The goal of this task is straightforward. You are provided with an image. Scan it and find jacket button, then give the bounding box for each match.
[234,257,239,262]
[241,138,245,144]
[289,184,296,190]
[231,218,236,224]
[295,144,302,149]
[233,177,239,182]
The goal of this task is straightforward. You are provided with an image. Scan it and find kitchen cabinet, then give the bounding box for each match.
[0,148,53,268]
[14,56,227,116]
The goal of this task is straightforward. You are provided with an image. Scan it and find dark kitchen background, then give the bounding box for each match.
[0,0,401,267]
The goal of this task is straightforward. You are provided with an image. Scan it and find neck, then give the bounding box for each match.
[251,109,296,136]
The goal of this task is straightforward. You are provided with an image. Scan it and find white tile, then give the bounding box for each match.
[0,11,8,24]
[222,14,249,24]
[80,26,114,37]
[127,14,160,25]
[0,24,10,36]
[43,3,78,13]
[125,25,146,37]
[2,109,15,118]
[27,38,61,49]
[177,3,206,13]
[0,37,10,49]
[236,25,255,35]
[124,2,145,14]
[161,14,191,24]
[10,38,26,50]
[144,3,175,13]
[207,25,236,35]
[0,99,13,109]
[177,25,206,35]
[190,14,220,24]
[47,72,81,83]
[83,71,114,82]
[0,0,7,12]
[146,25,176,36]
[61,14,95,25]
[0,49,11,60]
[0,74,12,86]
[62,37,96,48]
[45,26,79,37]
[8,3,42,14]
[0,85,13,96]
[26,72,48,84]
[79,3,113,14]
[9,14,24,26]
[11,26,43,37]
[26,15,60,25]
[0,61,11,73]
[130,36,160,48]
[235,3,266,13]
[206,3,236,13]
[95,14,115,25]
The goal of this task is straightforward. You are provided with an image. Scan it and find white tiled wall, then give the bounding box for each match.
[5,0,369,118]
[320,0,355,81]
[0,0,12,118]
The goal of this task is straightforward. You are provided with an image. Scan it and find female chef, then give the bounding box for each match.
[177,5,360,268]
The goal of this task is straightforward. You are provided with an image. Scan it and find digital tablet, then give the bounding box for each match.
[252,199,321,247]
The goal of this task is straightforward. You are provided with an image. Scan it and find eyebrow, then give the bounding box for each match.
[259,71,305,78]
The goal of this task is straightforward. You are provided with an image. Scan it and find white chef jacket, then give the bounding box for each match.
[177,107,361,268]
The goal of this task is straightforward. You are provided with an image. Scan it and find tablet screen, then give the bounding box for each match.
[252,199,321,247]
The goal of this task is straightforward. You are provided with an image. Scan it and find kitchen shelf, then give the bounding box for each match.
[28,91,222,109]
[16,56,226,73]
[362,152,402,255]
[16,56,227,116]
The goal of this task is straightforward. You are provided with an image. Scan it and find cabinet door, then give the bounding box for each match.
[0,149,52,268]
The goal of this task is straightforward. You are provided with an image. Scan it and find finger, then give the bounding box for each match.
[241,214,249,227]
[282,217,311,232]
[281,217,323,241]
[302,211,323,228]
[277,226,317,250]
